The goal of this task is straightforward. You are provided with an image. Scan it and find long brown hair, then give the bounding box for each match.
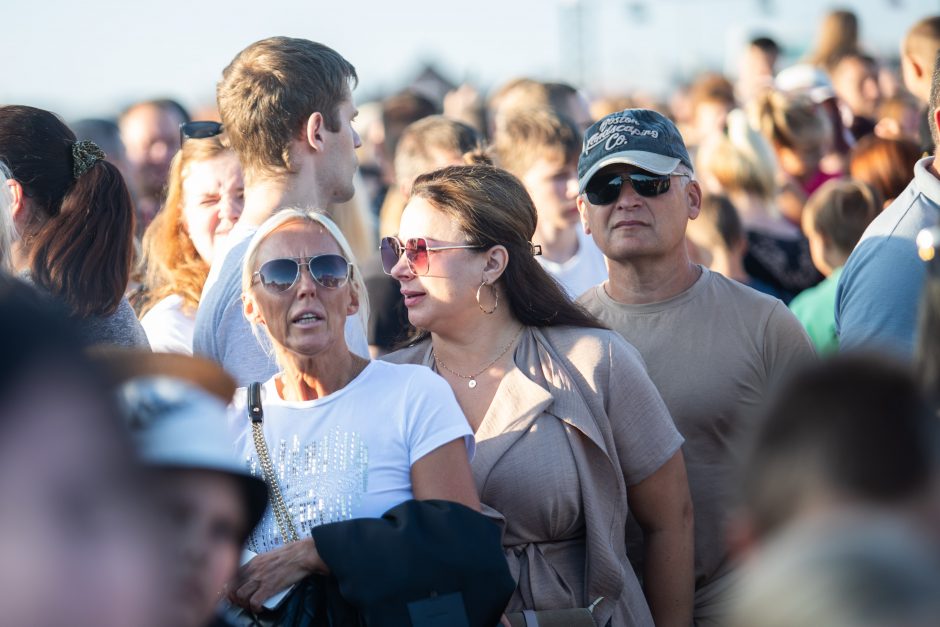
[411,161,604,330]
[0,105,134,318]
[139,136,231,316]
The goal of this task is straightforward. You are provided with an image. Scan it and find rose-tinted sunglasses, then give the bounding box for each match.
[380,236,484,275]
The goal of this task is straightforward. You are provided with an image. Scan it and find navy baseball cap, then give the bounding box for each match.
[578,109,693,193]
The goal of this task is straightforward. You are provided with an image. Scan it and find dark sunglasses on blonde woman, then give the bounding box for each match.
[584,171,692,205]
[252,255,350,292]
[380,236,484,275]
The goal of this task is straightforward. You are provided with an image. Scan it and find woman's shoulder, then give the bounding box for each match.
[536,325,646,373]
[538,324,639,355]
[381,338,431,366]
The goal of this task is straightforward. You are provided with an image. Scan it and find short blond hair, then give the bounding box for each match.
[217,37,356,181]
[491,108,580,177]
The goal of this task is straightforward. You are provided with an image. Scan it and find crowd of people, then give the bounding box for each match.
[2,8,940,627]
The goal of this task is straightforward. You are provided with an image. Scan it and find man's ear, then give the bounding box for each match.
[576,195,592,234]
[305,112,326,152]
[686,179,703,221]
[906,52,925,79]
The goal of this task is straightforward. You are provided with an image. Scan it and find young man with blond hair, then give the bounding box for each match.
[194,37,367,385]
[493,108,607,298]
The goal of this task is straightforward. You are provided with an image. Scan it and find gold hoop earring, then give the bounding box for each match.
[476,280,498,314]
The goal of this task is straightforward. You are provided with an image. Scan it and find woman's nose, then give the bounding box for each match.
[218,195,242,222]
[389,251,413,280]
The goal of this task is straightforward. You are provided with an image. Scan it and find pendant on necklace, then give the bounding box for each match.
[468,379,477,389]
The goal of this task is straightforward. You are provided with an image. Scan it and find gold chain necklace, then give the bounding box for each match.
[433,326,524,389]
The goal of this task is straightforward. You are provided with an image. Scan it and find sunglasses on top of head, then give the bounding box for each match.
[379,236,485,275]
[179,121,224,146]
[252,254,351,292]
[584,171,692,205]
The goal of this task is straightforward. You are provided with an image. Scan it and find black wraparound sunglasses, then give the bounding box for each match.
[179,121,224,146]
[584,171,691,205]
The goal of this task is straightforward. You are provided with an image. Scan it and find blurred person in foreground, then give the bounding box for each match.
[729,515,940,627]
[0,277,163,627]
[367,115,482,355]
[835,52,940,357]
[492,107,607,299]
[194,37,369,386]
[577,108,814,626]
[697,109,822,302]
[0,105,148,347]
[139,130,243,353]
[385,162,693,627]
[790,180,880,353]
[728,354,940,554]
[727,354,940,627]
[99,351,267,627]
[901,15,940,154]
[119,99,190,230]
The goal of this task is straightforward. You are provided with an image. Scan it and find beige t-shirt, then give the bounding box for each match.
[579,268,815,602]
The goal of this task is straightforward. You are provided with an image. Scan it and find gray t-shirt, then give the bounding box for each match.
[193,228,369,387]
[76,296,150,349]
[579,267,815,611]
[21,273,149,349]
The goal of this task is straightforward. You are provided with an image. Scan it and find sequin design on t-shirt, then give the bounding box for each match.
[247,425,368,553]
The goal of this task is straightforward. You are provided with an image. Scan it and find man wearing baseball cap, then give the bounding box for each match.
[576,109,815,627]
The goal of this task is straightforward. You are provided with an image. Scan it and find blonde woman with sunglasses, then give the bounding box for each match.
[224,208,479,613]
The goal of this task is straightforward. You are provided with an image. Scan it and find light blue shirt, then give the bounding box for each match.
[835,157,940,358]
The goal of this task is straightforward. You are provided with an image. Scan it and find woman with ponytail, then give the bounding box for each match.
[0,105,147,347]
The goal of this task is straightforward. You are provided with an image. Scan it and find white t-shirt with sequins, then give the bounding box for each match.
[227,360,474,554]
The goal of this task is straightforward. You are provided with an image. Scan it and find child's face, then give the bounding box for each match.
[521,155,580,239]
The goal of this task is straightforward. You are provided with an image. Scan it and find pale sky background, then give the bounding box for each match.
[2,0,937,121]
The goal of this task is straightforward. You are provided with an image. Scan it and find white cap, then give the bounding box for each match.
[118,376,268,529]
[119,376,245,474]
[775,64,836,103]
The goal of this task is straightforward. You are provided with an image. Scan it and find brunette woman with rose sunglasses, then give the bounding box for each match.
[383,161,692,627]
